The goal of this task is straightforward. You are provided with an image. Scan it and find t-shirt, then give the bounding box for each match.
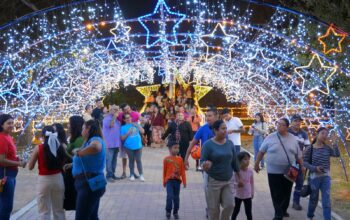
[226,117,243,146]
[194,123,214,147]
[260,132,302,174]
[233,168,254,199]
[0,132,18,170]
[201,139,239,181]
[121,124,142,150]
[288,128,310,151]
[66,136,84,156]
[163,155,187,186]
[103,114,121,148]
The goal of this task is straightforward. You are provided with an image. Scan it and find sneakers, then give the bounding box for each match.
[129,175,135,181]
[283,212,290,217]
[166,212,171,219]
[139,175,145,182]
[120,172,127,179]
[106,177,115,183]
[292,202,302,211]
[173,213,179,219]
[112,175,122,181]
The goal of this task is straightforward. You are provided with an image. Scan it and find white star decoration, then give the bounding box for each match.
[110,22,131,43]
[200,23,239,61]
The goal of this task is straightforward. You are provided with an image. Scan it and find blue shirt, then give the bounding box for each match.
[121,123,142,150]
[194,123,214,146]
[288,128,310,151]
[72,136,106,177]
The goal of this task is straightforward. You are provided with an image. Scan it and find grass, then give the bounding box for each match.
[241,135,350,219]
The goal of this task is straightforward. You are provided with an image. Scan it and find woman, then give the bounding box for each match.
[0,114,26,220]
[162,112,193,160]
[63,116,85,211]
[254,118,303,220]
[121,113,145,181]
[248,113,268,169]
[187,107,201,170]
[201,120,240,220]
[304,127,340,220]
[28,126,66,220]
[72,120,106,220]
[151,106,165,145]
[53,123,68,148]
[66,116,85,157]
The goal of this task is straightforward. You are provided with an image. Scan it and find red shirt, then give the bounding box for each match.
[0,132,18,170]
[163,155,186,187]
[151,113,165,127]
[38,144,61,176]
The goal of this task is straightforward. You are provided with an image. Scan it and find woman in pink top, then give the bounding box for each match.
[232,152,254,220]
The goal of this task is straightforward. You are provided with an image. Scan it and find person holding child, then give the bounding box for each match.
[231,152,254,220]
[163,143,187,219]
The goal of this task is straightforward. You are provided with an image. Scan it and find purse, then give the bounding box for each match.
[277,134,299,182]
[301,146,313,197]
[79,157,107,192]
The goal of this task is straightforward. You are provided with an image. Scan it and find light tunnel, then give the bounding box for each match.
[0,0,350,176]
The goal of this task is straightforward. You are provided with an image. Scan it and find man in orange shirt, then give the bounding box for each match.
[163,143,186,219]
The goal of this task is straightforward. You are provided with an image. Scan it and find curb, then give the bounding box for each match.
[241,147,344,220]
[10,199,37,220]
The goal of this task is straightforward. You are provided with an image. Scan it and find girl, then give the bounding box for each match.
[248,113,268,169]
[28,125,66,220]
[304,127,340,220]
[232,152,254,220]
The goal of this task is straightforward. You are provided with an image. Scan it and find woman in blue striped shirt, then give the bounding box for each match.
[303,127,340,220]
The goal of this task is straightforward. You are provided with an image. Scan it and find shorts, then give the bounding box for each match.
[119,146,128,159]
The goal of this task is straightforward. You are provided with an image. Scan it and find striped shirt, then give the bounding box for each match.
[303,145,340,176]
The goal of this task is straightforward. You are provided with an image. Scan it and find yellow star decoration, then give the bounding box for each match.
[318,24,347,55]
[136,85,161,98]
[346,127,350,141]
[294,54,338,95]
[200,23,238,61]
[193,85,212,101]
[110,22,131,43]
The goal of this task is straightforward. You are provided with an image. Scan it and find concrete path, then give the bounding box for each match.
[14,147,326,220]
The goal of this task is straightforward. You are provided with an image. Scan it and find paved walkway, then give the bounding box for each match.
[15,147,327,220]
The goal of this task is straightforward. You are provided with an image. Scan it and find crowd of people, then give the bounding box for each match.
[0,97,341,220]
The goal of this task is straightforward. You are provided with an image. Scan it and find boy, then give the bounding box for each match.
[163,143,187,219]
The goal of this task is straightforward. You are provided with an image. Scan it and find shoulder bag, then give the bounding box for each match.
[79,157,106,192]
[277,134,299,182]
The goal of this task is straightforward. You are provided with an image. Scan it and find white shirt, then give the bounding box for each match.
[226,117,243,146]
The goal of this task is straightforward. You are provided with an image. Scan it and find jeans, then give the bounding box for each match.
[253,135,264,167]
[74,178,105,220]
[231,197,252,220]
[234,145,241,154]
[106,148,119,178]
[267,174,293,220]
[125,148,143,176]
[165,179,181,214]
[206,176,234,220]
[293,168,304,204]
[0,168,17,220]
[307,176,331,220]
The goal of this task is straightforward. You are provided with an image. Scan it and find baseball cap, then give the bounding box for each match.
[291,114,303,121]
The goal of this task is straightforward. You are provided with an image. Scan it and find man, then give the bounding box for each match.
[102,105,122,182]
[288,114,310,211]
[221,108,245,153]
[117,103,141,178]
[91,98,104,125]
[184,108,218,218]
[83,104,93,122]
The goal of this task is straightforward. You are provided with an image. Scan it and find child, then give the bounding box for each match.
[232,152,254,220]
[163,143,187,219]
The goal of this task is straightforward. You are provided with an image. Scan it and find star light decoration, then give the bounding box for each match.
[200,23,239,61]
[294,54,338,95]
[138,0,186,48]
[0,0,350,169]
[318,24,347,55]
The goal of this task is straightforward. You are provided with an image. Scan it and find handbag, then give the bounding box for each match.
[301,146,313,197]
[277,134,299,182]
[79,157,107,192]
[0,168,7,193]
